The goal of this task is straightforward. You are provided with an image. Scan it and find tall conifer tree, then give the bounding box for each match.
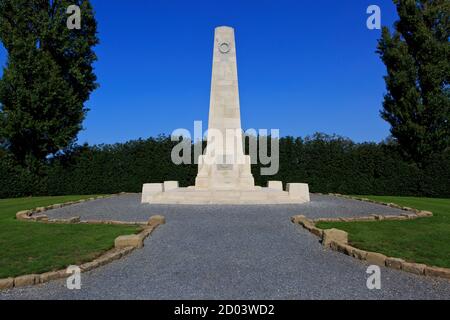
[0,0,98,165]
[377,0,449,164]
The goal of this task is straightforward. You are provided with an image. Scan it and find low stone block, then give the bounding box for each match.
[115,234,144,249]
[291,215,307,224]
[291,215,315,230]
[0,278,14,290]
[39,271,66,283]
[141,183,163,203]
[356,216,376,221]
[366,252,387,266]
[68,216,81,224]
[386,257,404,270]
[329,240,339,251]
[54,217,68,223]
[163,181,179,192]
[14,274,38,287]
[140,227,154,238]
[287,183,310,202]
[310,226,323,238]
[115,220,136,225]
[92,256,109,267]
[417,210,433,217]
[85,219,103,224]
[106,249,124,261]
[19,210,32,216]
[267,181,283,191]
[424,266,450,279]
[331,241,352,256]
[302,221,316,232]
[35,207,46,213]
[93,250,123,267]
[16,210,31,220]
[401,213,417,219]
[148,215,166,227]
[117,246,135,257]
[80,262,99,272]
[383,215,403,221]
[322,229,348,247]
[402,262,426,275]
[351,247,368,260]
[34,214,49,222]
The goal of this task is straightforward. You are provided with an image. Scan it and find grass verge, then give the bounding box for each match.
[316,196,450,269]
[0,195,141,278]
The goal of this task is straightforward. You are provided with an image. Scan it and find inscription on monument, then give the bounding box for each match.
[217,164,233,171]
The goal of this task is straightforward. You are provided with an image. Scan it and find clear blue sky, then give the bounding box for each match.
[0,0,399,145]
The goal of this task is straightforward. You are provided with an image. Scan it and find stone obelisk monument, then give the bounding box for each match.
[141,26,310,204]
[195,26,255,190]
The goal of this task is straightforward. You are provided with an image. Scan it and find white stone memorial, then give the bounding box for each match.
[142,26,310,204]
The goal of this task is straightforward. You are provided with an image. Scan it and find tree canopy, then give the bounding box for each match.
[377,0,450,164]
[0,0,99,166]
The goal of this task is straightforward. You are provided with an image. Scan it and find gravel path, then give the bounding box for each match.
[1,194,449,300]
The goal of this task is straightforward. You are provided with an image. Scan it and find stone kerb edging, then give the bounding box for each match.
[0,215,165,290]
[291,215,450,280]
[327,193,433,218]
[15,193,128,223]
[1,196,166,290]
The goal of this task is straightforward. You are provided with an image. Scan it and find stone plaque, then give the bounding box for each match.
[217,164,233,171]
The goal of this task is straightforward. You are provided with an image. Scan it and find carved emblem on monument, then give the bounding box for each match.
[219,42,230,54]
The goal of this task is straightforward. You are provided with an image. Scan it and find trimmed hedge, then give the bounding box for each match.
[1,134,449,198]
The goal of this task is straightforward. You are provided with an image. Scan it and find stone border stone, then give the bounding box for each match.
[291,211,450,281]
[1,195,166,291]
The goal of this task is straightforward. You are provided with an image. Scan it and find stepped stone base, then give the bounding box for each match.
[141,182,310,205]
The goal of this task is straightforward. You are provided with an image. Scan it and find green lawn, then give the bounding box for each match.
[317,196,450,269]
[0,196,141,278]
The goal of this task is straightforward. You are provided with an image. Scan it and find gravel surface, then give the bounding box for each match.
[1,193,449,300]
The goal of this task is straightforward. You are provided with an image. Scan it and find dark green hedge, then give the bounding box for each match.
[1,134,449,198]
